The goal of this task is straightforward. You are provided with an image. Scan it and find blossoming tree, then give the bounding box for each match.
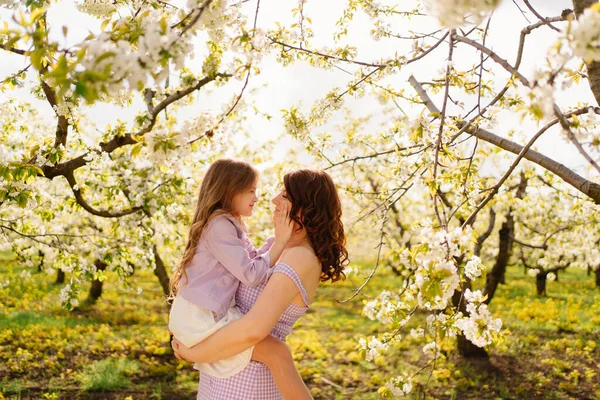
[3,0,600,397]
[269,0,600,394]
[0,0,268,307]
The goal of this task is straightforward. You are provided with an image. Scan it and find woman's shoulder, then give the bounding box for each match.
[279,246,320,275]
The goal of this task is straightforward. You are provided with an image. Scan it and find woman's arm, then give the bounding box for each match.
[173,249,311,363]
[173,272,298,363]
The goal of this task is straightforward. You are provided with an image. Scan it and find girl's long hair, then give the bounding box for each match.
[169,159,258,298]
[283,170,348,282]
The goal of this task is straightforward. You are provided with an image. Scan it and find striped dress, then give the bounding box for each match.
[197,262,310,400]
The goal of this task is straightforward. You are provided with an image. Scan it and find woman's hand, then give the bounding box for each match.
[273,204,293,245]
[171,338,193,362]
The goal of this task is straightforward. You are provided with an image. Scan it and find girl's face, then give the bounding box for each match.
[232,182,259,217]
[271,187,292,214]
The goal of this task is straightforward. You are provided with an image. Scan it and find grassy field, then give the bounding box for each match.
[0,260,599,400]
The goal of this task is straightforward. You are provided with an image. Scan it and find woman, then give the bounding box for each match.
[172,169,348,399]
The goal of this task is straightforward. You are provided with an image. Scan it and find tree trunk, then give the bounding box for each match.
[153,245,171,299]
[87,260,107,303]
[573,0,600,106]
[588,265,592,276]
[484,223,512,303]
[38,250,44,272]
[536,271,547,296]
[555,269,559,282]
[452,280,489,358]
[595,267,600,288]
[56,269,65,284]
[483,173,527,304]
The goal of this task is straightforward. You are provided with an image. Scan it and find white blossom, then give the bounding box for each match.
[422,0,500,28]
[567,5,600,62]
[358,336,389,361]
[422,341,441,359]
[455,301,502,347]
[464,256,483,280]
[75,0,116,18]
[410,328,425,339]
[19,270,31,279]
[386,374,413,396]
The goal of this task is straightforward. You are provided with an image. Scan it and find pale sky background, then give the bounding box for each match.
[1,0,595,178]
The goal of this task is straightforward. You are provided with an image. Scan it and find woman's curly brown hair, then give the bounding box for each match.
[283,169,348,282]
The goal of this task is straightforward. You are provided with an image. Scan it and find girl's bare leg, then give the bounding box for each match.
[252,335,313,400]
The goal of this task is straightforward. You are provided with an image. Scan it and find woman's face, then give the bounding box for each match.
[271,187,292,214]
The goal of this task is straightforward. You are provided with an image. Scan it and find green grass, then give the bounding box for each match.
[0,261,599,399]
[78,357,140,391]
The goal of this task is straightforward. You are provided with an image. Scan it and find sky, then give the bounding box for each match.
[1,0,596,178]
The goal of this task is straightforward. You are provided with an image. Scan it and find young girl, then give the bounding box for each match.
[168,159,311,399]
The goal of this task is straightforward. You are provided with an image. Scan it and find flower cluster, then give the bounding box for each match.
[75,0,117,18]
[386,373,413,397]
[79,11,194,96]
[464,255,483,280]
[567,4,600,63]
[455,289,502,347]
[411,221,471,310]
[0,0,18,8]
[422,0,500,28]
[358,336,390,361]
[528,83,556,122]
[363,290,411,325]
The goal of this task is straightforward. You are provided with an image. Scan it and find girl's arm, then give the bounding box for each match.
[172,249,311,363]
[206,206,293,287]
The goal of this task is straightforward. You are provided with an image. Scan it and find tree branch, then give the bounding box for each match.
[40,78,70,147]
[522,0,561,32]
[40,73,229,180]
[269,39,388,68]
[0,43,26,55]
[454,35,530,86]
[64,171,142,218]
[408,75,600,204]
[553,104,600,174]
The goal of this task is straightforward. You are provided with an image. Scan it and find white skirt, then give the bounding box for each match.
[168,296,253,378]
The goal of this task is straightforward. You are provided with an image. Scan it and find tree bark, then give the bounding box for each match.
[87,260,107,303]
[484,223,512,303]
[453,280,488,358]
[595,267,600,288]
[484,174,527,304]
[56,269,65,284]
[38,250,44,273]
[536,271,547,296]
[153,245,171,299]
[573,0,600,106]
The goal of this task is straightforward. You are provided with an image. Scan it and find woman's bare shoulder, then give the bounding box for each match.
[279,246,320,275]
